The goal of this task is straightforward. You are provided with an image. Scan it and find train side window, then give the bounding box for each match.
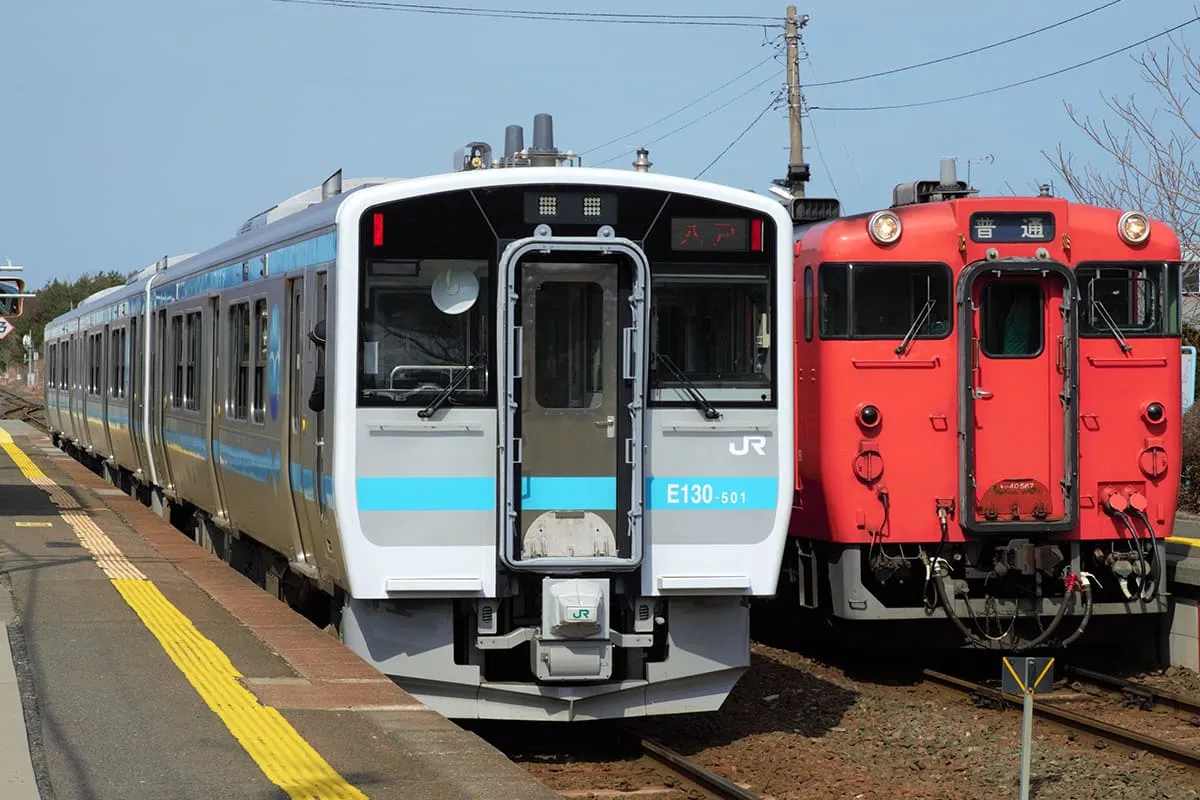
[535,282,603,410]
[803,266,814,342]
[818,264,848,337]
[980,282,1043,358]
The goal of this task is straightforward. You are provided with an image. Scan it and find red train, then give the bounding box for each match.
[776,161,1182,650]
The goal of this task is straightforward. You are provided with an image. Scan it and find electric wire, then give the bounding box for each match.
[267,0,779,27]
[811,15,1200,112]
[694,91,781,179]
[594,70,784,167]
[807,0,1126,88]
[580,52,779,156]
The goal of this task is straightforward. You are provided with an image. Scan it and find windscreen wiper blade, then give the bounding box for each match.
[418,352,486,418]
[1090,300,1132,353]
[652,352,721,420]
[895,298,936,355]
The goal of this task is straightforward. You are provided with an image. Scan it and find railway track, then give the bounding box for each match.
[636,736,762,800]
[476,720,765,800]
[0,386,46,429]
[922,667,1200,769]
[1059,664,1200,719]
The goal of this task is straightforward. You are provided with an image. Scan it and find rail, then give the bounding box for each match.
[638,736,763,800]
[922,668,1200,769]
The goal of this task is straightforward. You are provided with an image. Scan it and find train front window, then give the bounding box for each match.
[819,263,952,340]
[358,259,490,406]
[650,265,772,404]
[1079,262,1180,337]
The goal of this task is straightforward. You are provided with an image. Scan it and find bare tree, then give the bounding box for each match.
[1045,33,1200,292]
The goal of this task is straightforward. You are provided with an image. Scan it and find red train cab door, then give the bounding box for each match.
[958,261,1079,535]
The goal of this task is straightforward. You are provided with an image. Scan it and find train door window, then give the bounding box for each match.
[818,265,848,337]
[228,302,250,421]
[535,282,603,409]
[185,311,201,411]
[980,282,1043,358]
[170,315,184,408]
[803,266,814,342]
[88,333,102,397]
[109,327,126,398]
[252,299,267,423]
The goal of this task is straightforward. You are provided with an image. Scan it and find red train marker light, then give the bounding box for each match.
[373,213,385,246]
[750,218,763,251]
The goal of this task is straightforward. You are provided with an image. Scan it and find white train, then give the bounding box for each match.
[42,115,795,720]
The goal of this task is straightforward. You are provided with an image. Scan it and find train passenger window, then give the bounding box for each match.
[357,259,490,407]
[535,282,603,409]
[649,265,772,403]
[980,283,1043,358]
[1078,262,1178,337]
[803,266,814,342]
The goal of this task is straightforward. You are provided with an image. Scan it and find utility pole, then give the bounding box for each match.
[783,6,810,197]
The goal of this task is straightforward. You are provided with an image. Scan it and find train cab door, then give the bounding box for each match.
[500,244,649,571]
[959,262,1078,534]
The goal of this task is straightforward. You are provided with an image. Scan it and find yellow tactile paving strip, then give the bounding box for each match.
[0,428,369,800]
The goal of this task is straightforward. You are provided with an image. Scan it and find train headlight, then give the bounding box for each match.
[868,211,902,245]
[1118,211,1150,244]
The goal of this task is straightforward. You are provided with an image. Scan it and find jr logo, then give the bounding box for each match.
[729,436,767,456]
[570,608,591,620]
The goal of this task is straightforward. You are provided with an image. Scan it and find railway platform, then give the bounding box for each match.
[1166,515,1200,673]
[0,418,561,800]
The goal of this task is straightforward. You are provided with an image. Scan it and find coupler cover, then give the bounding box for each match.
[533,578,613,681]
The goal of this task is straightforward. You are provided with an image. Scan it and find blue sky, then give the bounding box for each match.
[1,0,1193,284]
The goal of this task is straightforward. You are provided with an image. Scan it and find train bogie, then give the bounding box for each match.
[42,116,795,720]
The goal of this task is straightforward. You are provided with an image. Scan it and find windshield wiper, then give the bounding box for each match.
[652,352,721,420]
[418,352,486,418]
[895,298,936,355]
[1089,300,1132,353]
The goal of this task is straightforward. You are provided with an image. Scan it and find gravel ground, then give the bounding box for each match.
[616,643,1200,800]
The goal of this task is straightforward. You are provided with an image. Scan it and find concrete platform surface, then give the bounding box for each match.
[0,422,561,800]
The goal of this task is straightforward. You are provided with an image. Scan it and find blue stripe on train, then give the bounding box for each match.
[355,475,779,512]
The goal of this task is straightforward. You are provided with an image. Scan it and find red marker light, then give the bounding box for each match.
[373,213,384,246]
[750,218,763,251]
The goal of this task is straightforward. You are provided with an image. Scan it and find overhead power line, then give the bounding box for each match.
[267,0,779,27]
[807,0,1126,88]
[581,53,779,156]
[694,92,780,179]
[811,14,1200,112]
[594,70,784,166]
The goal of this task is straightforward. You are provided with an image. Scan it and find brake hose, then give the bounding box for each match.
[1128,506,1161,602]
